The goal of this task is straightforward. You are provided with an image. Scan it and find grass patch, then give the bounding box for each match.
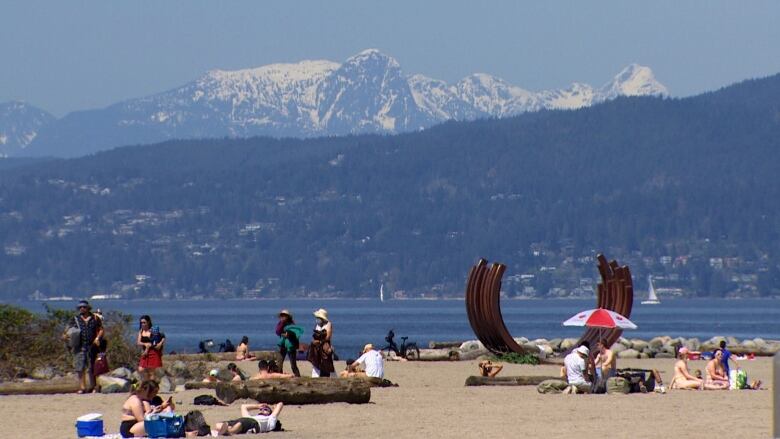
[494,352,540,365]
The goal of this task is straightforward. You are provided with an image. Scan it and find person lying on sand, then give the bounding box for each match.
[213,403,284,435]
[670,347,703,390]
[478,360,503,378]
[250,359,293,380]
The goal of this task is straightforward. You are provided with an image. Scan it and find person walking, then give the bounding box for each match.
[307,308,335,377]
[67,300,104,394]
[275,310,301,377]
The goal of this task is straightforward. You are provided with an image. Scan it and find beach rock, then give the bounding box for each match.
[538,344,554,357]
[159,376,174,393]
[670,337,686,347]
[512,337,529,345]
[683,338,701,352]
[130,371,142,383]
[560,338,578,352]
[726,336,739,346]
[661,343,677,355]
[752,338,767,348]
[740,340,757,350]
[654,352,675,359]
[521,343,540,355]
[610,343,627,354]
[108,367,133,380]
[174,376,186,386]
[168,360,190,378]
[708,336,726,345]
[460,341,485,351]
[639,353,651,359]
[649,336,669,349]
[630,339,649,351]
[617,349,640,359]
[617,337,631,348]
[30,366,56,380]
[98,375,130,393]
[761,343,780,355]
[548,338,562,351]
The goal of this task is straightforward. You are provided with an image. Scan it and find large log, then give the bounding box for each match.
[416,348,460,361]
[0,378,80,395]
[186,376,396,390]
[215,378,371,405]
[464,375,560,386]
[428,341,465,349]
[166,351,281,363]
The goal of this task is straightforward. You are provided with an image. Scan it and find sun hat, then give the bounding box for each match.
[278,309,293,319]
[575,345,590,356]
[313,308,329,321]
[77,300,91,310]
[209,369,219,377]
[363,343,374,353]
[678,347,690,355]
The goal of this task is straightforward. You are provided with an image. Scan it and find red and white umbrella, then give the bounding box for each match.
[562,308,637,330]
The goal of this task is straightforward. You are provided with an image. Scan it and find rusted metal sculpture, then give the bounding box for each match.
[575,254,634,349]
[465,254,633,355]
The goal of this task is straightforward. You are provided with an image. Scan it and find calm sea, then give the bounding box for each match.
[10,298,780,358]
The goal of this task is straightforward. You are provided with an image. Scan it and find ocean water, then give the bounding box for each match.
[12,298,780,358]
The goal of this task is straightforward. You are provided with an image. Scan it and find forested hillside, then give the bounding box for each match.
[0,74,778,299]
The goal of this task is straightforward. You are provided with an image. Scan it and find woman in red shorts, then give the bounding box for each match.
[137,315,165,380]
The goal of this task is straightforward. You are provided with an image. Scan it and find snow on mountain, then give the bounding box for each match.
[8,50,669,157]
[0,102,55,157]
[600,63,668,99]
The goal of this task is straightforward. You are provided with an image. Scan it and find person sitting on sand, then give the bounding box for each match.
[251,359,293,380]
[670,347,703,390]
[202,369,219,383]
[227,362,247,382]
[119,380,174,438]
[213,402,284,435]
[594,339,616,380]
[478,360,503,377]
[348,344,384,379]
[703,349,729,390]
[235,336,257,361]
[563,345,591,393]
[340,358,365,378]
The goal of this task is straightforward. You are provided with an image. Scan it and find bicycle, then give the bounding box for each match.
[381,329,420,360]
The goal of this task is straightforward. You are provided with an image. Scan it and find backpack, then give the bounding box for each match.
[606,377,630,394]
[536,379,570,394]
[193,395,222,406]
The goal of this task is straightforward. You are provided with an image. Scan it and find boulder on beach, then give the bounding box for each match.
[460,341,484,351]
[521,343,540,355]
[617,348,640,359]
[630,339,649,351]
[617,337,631,348]
[649,336,670,349]
[159,375,175,393]
[683,338,701,352]
[548,338,562,351]
[30,366,56,381]
[560,338,578,352]
[610,343,627,354]
[740,340,757,350]
[512,337,529,345]
[654,352,675,359]
[98,375,130,393]
[108,367,134,380]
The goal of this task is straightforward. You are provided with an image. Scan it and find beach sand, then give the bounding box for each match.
[1,357,773,438]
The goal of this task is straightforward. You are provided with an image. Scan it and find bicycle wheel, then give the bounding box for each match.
[404,343,421,360]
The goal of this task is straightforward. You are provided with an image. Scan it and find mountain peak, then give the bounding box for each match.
[602,64,668,98]
[344,49,400,69]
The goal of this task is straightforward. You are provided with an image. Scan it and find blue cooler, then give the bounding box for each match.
[144,413,184,438]
[75,413,104,437]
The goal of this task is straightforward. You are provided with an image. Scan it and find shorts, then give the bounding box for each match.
[227,418,260,434]
[119,420,137,438]
[74,348,95,372]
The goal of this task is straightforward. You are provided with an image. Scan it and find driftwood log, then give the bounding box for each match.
[428,341,465,349]
[416,348,460,361]
[0,378,80,395]
[464,375,561,386]
[166,351,281,363]
[187,376,396,391]
[215,378,371,404]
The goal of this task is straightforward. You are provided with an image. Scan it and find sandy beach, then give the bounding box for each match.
[1,357,772,439]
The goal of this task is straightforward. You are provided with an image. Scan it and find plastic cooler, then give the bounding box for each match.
[144,413,184,438]
[75,413,104,437]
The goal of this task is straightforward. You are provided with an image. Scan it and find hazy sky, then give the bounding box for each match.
[2,1,779,116]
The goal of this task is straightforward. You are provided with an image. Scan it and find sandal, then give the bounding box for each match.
[76,389,86,394]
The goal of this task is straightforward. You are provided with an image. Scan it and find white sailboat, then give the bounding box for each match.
[380,283,385,302]
[641,275,661,305]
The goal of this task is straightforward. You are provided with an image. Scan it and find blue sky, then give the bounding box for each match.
[2,1,779,116]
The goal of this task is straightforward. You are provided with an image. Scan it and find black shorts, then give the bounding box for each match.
[227,418,260,434]
[120,420,137,438]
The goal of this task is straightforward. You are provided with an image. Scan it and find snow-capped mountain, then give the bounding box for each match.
[0,102,55,157]
[5,49,668,157]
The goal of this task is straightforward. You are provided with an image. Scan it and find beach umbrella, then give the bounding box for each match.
[562,308,638,330]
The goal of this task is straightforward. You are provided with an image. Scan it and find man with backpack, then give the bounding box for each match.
[64,300,104,393]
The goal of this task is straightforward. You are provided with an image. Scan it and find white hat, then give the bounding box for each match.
[209,369,219,377]
[576,346,590,356]
[313,308,329,321]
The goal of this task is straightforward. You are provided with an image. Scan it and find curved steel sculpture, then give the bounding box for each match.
[465,254,633,355]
